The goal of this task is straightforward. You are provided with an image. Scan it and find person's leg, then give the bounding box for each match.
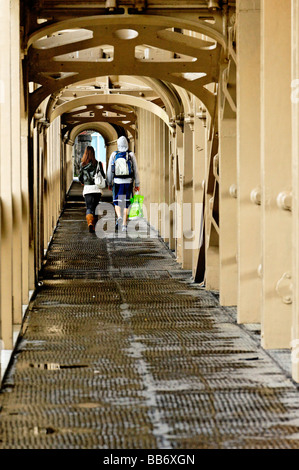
[123,208,129,226]
[115,205,121,219]
[85,193,101,233]
[84,194,96,232]
[92,193,102,225]
[113,184,123,230]
[119,184,128,229]
[115,205,122,231]
[92,193,101,212]
[84,194,92,216]
[122,183,133,228]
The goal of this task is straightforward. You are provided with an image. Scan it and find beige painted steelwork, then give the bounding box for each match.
[0,0,13,359]
[26,16,222,121]
[4,0,299,386]
[236,0,261,324]
[292,0,299,382]
[261,0,292,349]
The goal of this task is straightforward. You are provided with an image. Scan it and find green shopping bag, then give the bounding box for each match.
[128,193,144,219]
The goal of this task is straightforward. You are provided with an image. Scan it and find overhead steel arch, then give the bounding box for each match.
[27,14,223,120]
[26,14,226,50]
[49,94,171,129]
[66,122,119,145]
[137,77,182,118]
[173,85,193,117]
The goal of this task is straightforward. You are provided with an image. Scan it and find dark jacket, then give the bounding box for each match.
[79,161,105,185]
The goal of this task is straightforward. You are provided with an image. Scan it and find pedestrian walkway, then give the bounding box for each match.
[1,182,299,450]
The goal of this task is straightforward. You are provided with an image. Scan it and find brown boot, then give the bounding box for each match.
[86,214,95,233]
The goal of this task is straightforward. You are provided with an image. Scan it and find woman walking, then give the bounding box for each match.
[79,145,105,233]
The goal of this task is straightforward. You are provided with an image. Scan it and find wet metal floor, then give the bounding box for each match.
[1,182,299,449]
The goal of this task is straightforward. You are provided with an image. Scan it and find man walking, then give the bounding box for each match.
[107,136,140,233]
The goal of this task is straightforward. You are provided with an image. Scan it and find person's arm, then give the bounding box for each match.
[100,161,106,178]
[78,165,84,185]
[106,153,115,189]
[130,153,140,190]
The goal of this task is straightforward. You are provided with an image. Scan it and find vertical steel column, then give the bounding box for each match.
[168,132,175,251]
[144,110,151,213]
[163,123,170,246]
[65,143,74,192]
[158,119,165,237]
[43,127,49,253]
[182,121,193,269]
[159,121,170,245]
[204,123,220,291]
[291,0,299,382]
[20,71,30,307]
[236,0,262,323]
[32,126,39,284]
[11,0,22,325]
[0,0,13,351]
[192,104,206,280]
[49,122,55,236]
[175,124,183,265]
[38,129,45,270]
[219,116,237,306]
[261,0,292,348]
[150,114,159,229]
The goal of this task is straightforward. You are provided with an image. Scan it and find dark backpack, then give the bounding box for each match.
[79,163,97,185]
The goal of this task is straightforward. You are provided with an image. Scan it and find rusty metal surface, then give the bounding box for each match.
[1,182,299,449]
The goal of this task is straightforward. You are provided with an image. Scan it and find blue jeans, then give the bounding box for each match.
[84,193,102,215]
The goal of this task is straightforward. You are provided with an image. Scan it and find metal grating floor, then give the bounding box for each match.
[1,182,299,449]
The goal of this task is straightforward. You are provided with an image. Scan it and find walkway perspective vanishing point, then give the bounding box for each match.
[1,183,299,450]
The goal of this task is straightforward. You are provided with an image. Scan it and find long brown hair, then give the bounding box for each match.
[81,145,97,167]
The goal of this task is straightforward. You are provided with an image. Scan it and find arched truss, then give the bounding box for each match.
[67,122,119,145]
[59,101,137,140]
[27,15,224,121]
[50,94,170,127]
[45,75,183,127]
[137,77,183,118]
[173,85,193,118]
